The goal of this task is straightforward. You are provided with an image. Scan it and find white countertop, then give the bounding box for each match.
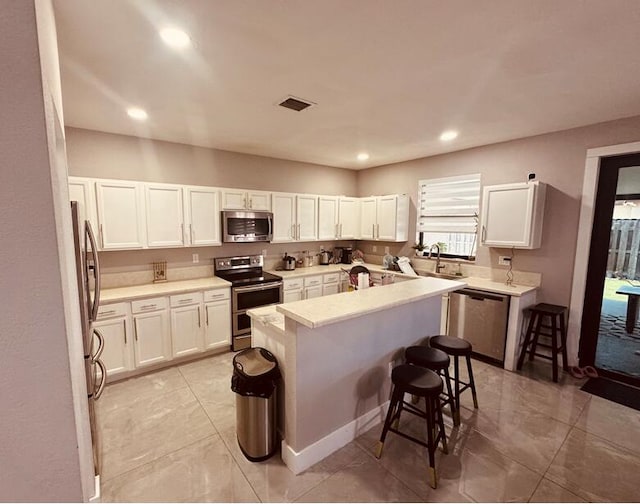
[461,277,537,296]
[247,305,285,335]
[276,276,466,329]
[101,277,231,303]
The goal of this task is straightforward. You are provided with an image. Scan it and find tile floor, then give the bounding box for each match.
[97,352,640,502]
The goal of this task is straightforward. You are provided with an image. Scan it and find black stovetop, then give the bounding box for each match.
[215,269,282,287]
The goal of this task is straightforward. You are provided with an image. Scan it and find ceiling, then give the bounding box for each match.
[53,0,640,170]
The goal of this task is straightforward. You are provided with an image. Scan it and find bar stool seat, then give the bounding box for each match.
[517,303,568,382]
[429,335,479,424]
[405,346,458,425]
[376,364,447,489]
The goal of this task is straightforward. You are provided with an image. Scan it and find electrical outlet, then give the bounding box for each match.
[192,253,199,263]
[498,255,511,266]
[384,246,390,254]
[372,245,377,253]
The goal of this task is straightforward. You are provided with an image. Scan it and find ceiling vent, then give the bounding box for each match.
[278,95,315,112]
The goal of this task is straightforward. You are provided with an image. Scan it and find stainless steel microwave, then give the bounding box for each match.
[222,210,273,243]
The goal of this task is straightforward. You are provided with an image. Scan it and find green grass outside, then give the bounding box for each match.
[603,277,640,302]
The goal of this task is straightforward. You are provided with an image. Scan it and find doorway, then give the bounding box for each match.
[581,154,640,386]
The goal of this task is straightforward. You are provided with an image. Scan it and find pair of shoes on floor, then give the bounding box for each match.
[569,366,598,379]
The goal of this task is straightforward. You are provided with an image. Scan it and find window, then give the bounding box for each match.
[417,174,481,259]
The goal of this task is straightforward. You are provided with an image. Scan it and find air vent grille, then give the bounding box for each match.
[278,96,315,112]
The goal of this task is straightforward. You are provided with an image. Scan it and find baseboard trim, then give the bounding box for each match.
[281,401,388,475]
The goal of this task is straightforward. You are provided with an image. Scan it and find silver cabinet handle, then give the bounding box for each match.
[92,328,105,362]
[372,224,375,238]
[205,305,209,325]
[123,319,127,345]
[190,224,194,243]
[94,358,107,400]
[179,298,193,304]
[99,309,116,317]
[377,224,380,239]
[134,319,138,341]
[291,224,295,240]
[249,198,253,209]
[244,196,248,208]
[209,293,225,299]
[482,225,486,243]
[140,304,157,310]
[197,306,201,327]
[99,224,105,249]
[298,223,301,240]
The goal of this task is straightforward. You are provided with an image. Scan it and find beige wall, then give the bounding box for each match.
[66,127,357,194]
[0,1,85,500]
[357,115,640,306]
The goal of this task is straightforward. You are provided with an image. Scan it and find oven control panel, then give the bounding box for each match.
[215,255,264,271]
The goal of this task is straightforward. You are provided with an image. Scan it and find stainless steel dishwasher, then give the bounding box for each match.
[448,288,510,363]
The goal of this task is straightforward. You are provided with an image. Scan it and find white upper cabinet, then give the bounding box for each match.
[95,180,146,249]
[222,189,271,211]
[318,196,339,240]
[338,197,360,239]
[359,195,409,242]
[68,176,99,240]
[480,181,546,249]
[184,186,221,246]
[145,183,185,248]
[272,192,318,242]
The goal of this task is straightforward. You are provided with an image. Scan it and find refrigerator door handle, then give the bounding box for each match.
[93,358,107,400]
[85,220,101,322]
[92,328,105,362]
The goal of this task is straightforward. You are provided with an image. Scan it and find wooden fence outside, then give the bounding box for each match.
[608,219,640,279]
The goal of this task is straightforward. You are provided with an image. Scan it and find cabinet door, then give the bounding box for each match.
[359,197,377,240]
[146,184,185,247]
[272,193,296,242]
[322,283,340,296]
[68,177,99,241]
[221,189,247,210]
[133,310,171,367]
[93,316,132,378]
[482,184,536,248]
[283,289,303,303]
[297,195,318,242]
[96,180,146,249]
[318,196,339,240]
[204,300,231,350]
[247,191,271,211]
[170,304,204,358]
[305,285,323,299]
[185,187,220,246]
[377,195,398,241]
[338,197,360,239]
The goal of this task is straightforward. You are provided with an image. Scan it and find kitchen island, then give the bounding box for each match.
[248,276,465,474]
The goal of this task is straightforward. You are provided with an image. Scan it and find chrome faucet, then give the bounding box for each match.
[429,244,446,274]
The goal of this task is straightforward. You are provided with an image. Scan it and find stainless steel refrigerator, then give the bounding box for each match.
[71,201,106,486]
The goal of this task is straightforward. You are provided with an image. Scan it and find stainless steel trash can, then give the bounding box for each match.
[231,347,280,461]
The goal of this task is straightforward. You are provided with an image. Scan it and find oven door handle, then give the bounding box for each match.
[234,281,282,293]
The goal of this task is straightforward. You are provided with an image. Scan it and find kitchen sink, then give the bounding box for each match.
[420,271,467,280]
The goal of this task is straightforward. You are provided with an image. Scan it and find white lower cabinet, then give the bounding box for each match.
[304,275,323,299]
[131,297,171,368]
[322,283,339,296]
[170,293,204,358]
[203,287,231,351]
[283,278,304,302]
[94,303,133,379]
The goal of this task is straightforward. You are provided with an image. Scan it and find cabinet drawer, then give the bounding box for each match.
[131,297,168,314]
[304,275,323,287]
[323,273,340,284]
[96,302,128,320]
[170,292,203,307]
[283,278,304,290]
[203,288,230,302]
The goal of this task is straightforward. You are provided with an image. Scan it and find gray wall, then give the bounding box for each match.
[357,115,640,306]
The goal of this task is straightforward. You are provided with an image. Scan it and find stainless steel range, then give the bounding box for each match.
[214,255,283,351]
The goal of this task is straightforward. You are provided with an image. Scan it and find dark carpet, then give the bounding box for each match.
[581,377,640,412]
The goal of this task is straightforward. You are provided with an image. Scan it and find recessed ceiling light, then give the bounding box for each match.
[159,27,191,49]
[357,153,370,161]
[439,130,458,142]
[127,107,148,121]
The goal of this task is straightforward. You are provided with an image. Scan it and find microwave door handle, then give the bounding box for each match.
[85,220,101,321]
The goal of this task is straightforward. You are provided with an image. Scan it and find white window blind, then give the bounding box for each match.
[418,174,481,233]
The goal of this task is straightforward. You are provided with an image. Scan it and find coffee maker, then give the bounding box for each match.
[342,247,353,264]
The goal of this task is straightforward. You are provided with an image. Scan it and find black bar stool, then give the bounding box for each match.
[405,346,458,426]
[429,335,478,424]
[516,303,568,382]
[376,364,447,489]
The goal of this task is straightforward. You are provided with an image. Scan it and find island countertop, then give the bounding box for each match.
[276,276,465,329]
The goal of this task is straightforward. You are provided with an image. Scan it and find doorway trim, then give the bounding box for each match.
[568,141,640,366]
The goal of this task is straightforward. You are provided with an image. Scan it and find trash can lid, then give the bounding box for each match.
[233,347,278,377]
